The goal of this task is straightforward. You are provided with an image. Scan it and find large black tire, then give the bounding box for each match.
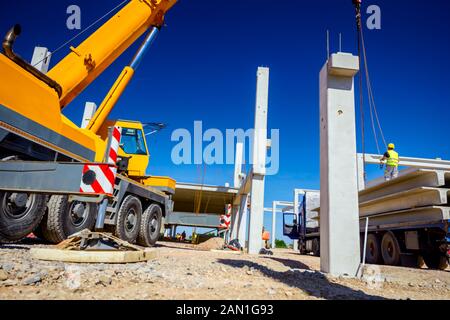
[423,252,449,270]
[381,232,401,266]
[115,195,142,244]
[312,238,320,257]
[42,195,97,244]
[138,203,163,247]
[364,234,382,264]
[0,192,47,243]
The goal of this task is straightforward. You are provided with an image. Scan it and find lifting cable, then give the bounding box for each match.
[359,27,388,151]
[354,0,388,180]
[32,0,129,68]
[355,2,367,180]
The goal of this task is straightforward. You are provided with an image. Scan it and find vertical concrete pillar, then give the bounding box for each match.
[238,194,249,248]
[319,53,361,276]
[234,142,244,188]
[230,205,239,240]
[247,67,269,255]
[82,102,98,128]
[271,202,277,249]
[31,47,51,73]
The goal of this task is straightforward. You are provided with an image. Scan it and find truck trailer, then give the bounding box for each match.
[284,184,450,271]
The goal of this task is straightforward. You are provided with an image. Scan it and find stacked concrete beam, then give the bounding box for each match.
[357,168,450,231]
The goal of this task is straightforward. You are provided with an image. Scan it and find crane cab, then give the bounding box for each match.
[98,119,175,195]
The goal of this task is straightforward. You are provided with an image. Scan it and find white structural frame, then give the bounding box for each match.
[265,201,293,249]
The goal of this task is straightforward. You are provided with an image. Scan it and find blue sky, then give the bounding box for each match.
[1,0,449,242]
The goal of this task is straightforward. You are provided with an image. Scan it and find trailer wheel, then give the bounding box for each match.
[364,234,382,264]
[423,252,449,270]
[115,195,142,244]
[381,232,401,266]
[312,238,320,257]
[138,203,162,247]
[42,195,97,244]
[0,192,47,243]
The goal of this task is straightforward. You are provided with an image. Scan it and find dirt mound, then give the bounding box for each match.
[196,237,225,251]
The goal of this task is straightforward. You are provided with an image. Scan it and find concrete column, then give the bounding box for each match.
[319,52,361,276]
[234,142,244,188]
[271,202,276,249]
[237,194,249,248]
[82,102,98,128]
[31,47,51,73]
[247,67,269,255]
[230,205,239,240]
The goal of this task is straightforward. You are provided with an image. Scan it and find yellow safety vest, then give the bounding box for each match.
[387,150,399,167]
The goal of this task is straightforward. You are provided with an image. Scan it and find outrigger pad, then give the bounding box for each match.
[30,229,156,264]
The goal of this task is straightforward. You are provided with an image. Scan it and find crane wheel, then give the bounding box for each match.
[41,195,97,244]
[115,195,142,244]
[138,203,163,247]
[381,232,401,266]
[423,252,449,270]
[312,238,320,257]
[364,234,382,264]
[0,192,47,243]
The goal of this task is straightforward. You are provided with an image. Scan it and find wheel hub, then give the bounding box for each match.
[10,193,28,207]
[2,192,33,219]
[70,202,87,226]
[150,216,158,233]
[126,209,136,231]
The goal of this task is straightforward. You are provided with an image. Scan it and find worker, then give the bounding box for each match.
[380,143,399,181]
[262,227,270,249]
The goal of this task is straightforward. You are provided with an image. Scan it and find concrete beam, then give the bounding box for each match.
[176,183,239,194]
[362,169,448,201]
[361,153,450,170]
[320,52,360,276]
[165,212,222,228]
[360,206,450,230]
[360,187,450,217]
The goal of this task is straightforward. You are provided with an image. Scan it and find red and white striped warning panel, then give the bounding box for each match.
[79,126,122,196]
[80,164,117,196]
[108,126,122,165]
[220,204,232,229]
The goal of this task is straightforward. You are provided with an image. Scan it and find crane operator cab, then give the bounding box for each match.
[98,119,175,195]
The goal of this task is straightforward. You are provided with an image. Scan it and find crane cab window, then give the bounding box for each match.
[120,128,147,155]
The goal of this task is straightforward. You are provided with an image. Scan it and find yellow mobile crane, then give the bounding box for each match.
[0,0,177,246]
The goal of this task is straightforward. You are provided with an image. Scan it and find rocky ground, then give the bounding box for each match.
[0,240,449,300]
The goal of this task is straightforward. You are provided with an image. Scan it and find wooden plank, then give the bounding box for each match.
[30,248,157,264]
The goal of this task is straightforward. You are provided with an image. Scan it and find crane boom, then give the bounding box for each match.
[47,0,176,109]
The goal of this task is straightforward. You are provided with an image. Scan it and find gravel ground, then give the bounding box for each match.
[0,240,449,300]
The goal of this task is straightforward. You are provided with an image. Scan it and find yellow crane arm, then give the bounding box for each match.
[87,24,160,134]
[47,0,176,109]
